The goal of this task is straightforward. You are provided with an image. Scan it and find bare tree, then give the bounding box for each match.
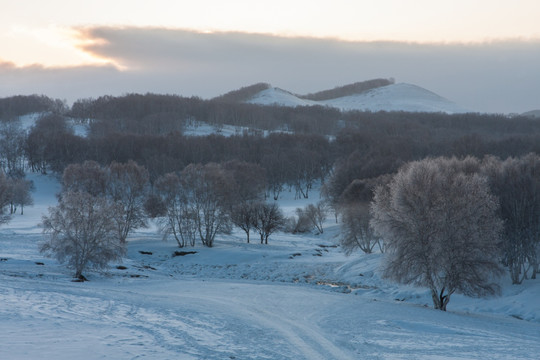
[224,161,266,243]
[62,160,149,244]
[40,191,124,280]
[261,148,291,200]
[25,113,79,174]
[222,160,266,203]
[304,202,327,234]
[340,203,381,254]
[252,202,285,244]
[106,160,149,243]
[0,120,26,176]
[8,177,34,215]
[181,163,234,247]
[0,172,12,225]
[293,202,327,234]
[156,163,234,248]
[230,201,257,243]
[482,154,540,283]
[371,157,503,311]
[155,173,197,248]
[291,207,313,233]
[62,161,107,197]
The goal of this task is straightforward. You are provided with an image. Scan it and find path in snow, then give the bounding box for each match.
[2,270,540,360]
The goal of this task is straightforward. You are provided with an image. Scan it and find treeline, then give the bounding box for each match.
[3,111,539,201]
[301,78,394,101]
[21,114,331,200]
[3,93,540,193]
[212,83,271,103]
[69,93,540,139]
[3,92,537,140]
[0,95,66,119]
[70,93,342,136]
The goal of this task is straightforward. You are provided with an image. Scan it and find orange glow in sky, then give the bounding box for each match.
[1,0,540,68]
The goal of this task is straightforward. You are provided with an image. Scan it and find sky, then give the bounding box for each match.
[1,0,539,113]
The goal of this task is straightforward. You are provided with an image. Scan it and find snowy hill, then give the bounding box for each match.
[323,83,468,113]
[247,83,468,114]
[522,109,540,118]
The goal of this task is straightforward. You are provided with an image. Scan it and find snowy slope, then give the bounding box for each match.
[1,175,539,359]
[522,109,540,118]
[323,83,468,113]
[247,83,468,114]
[246,87,319,107]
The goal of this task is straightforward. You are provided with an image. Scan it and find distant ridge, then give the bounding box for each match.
[319,83,467,113]
[522,110,540,118]
[244,82,467,114]
[216,79,468,114]
[213,83,271,103]
[300,78,394,101]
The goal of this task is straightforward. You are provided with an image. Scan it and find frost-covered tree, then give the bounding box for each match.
[371,157,503,311]
[40,191,124,280]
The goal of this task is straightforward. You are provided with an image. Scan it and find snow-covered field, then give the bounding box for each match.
[247,83,469,114]
[1,173,539,359]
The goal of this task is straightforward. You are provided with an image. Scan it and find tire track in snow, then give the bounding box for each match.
[176,289,356,360]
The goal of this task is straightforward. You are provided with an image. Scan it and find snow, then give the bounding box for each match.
[17,112,89,137]
[247,83,469,114]
[182,120,260,138]
[1,175,539,359]
[322,83,468,114]
[247,88,319,108]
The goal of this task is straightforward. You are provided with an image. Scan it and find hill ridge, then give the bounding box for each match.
[244,81,468,114]
[300,78,394,101]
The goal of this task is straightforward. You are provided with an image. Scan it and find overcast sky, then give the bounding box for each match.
[1,1,539,113]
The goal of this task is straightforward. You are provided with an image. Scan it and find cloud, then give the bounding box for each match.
[2,27,540,113]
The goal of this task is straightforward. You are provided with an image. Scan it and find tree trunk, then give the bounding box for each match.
[431,287,452,311]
